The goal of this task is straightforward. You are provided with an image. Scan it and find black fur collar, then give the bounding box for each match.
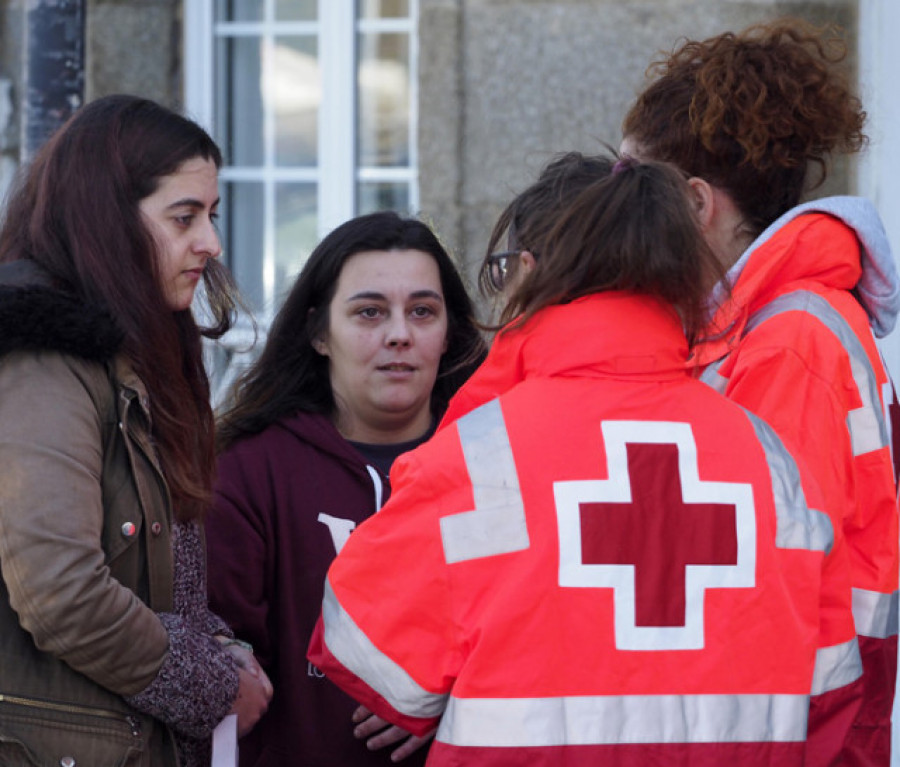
[0,279,123,362]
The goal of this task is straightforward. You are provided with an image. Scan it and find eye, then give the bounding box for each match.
[358,307,382,319]
[411,305,436,319]
[174,214,195,227]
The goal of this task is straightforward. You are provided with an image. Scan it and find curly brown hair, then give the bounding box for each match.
[621,18,866,236]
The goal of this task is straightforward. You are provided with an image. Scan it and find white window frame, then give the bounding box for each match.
[184,0,419,317]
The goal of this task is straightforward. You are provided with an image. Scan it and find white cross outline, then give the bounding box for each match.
[554,421,756,650]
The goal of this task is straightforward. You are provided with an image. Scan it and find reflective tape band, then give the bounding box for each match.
[699,358,728,394]
[440,399,530,564]
[744,410,833,553]
[321,579,448,719]
[811,637,862,694]
[852,587,900,639]
[748,291,889,457]
[437,693,810,747]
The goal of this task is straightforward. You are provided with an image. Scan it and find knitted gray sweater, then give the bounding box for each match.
[126,521,240,767]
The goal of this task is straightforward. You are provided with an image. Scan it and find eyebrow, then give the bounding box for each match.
[346,289,444,302]
[165,197,220,211]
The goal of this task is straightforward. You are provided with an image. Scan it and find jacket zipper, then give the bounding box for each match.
[0,693,142,737]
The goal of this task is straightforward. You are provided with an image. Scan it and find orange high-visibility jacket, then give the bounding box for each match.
[694,201,900,767]
[310,293,861,767]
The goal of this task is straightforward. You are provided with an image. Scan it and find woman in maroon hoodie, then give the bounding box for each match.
[206,211,486,767]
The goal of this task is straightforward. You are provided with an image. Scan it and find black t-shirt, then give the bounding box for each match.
[349,420,438,478]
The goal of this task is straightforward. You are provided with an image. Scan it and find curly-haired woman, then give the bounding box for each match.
[621,19,899,765]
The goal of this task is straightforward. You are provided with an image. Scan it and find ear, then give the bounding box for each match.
[687,177,715,229]
[519,250,537,275]
[311,337,329,357]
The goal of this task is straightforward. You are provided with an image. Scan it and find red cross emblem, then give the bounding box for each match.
[555,421,755,650]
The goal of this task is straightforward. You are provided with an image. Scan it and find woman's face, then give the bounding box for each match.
[139,156,221,311]
[315,248,449,444]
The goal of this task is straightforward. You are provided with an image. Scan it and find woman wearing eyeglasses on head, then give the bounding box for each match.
[310,154,860,766]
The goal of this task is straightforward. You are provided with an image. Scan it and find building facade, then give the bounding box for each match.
[0,1,898,372]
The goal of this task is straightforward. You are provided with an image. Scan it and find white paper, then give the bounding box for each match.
[211,713,238,767]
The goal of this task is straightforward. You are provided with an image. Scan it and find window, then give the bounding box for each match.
[185,0,419,319]
[185,0,418,400]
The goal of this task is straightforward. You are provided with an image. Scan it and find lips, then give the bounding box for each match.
[378,363,416,372]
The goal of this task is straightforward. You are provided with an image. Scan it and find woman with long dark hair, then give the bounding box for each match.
[207,211,486,766]
[0,94,271,767]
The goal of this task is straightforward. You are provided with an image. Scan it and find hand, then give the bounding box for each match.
[352,705,435,762]
[217,638,274,737]
[221,640,273,691]
[230,666,273,737]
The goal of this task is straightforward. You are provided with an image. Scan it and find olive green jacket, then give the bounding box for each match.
[0,263,179,766]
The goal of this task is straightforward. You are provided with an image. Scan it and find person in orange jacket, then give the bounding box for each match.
[619,19,900,766]
[310,155,862,766]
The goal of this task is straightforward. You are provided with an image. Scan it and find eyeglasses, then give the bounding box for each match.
[486,250,518,292]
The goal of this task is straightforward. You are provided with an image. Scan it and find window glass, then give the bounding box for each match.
[214,0,263,22]
[215,36,264,166]
[223,181,266,310]
[273,36,319,166]
[357,181,410,215]
[276,0,317,21]
[358,0,409,19]
[357,32,410,167]
[275,182,318,298]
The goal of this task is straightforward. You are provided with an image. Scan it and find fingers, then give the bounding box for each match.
[353,712,391,739]
[350,710,436,762]
[231,667,272,737]
[352,704,372,724]
[388,732,435,762]
[220,640,274,700]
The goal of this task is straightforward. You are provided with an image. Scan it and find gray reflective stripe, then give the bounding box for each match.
[852,587,900,638]
[321,579,448,719]
[744,410,833,553]
[440,399,530,564]
[699,359,728,394]
[811,637,862,694]
[436,693,809,747]
[748,291,889,457]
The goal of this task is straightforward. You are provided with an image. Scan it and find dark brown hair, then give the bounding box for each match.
[0,94,239,521]
[499,157,725,346]
[479,152,615,297]
[621,18,866,236]
[216,211,486,452]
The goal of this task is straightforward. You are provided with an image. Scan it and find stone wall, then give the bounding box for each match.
[86,0,182,107]
[419,0,858,283]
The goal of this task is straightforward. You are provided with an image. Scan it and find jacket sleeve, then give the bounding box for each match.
[724,330,895,763]
[205,446,274,668]
[308,448,462,736]
[0,352,169,695]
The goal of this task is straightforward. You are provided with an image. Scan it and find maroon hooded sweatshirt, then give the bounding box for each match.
[206,410,430,767]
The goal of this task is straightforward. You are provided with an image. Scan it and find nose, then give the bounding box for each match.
[385,315,412,347]
[194,217,222,259]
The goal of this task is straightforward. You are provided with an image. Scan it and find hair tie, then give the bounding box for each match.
[612,157,636,175]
